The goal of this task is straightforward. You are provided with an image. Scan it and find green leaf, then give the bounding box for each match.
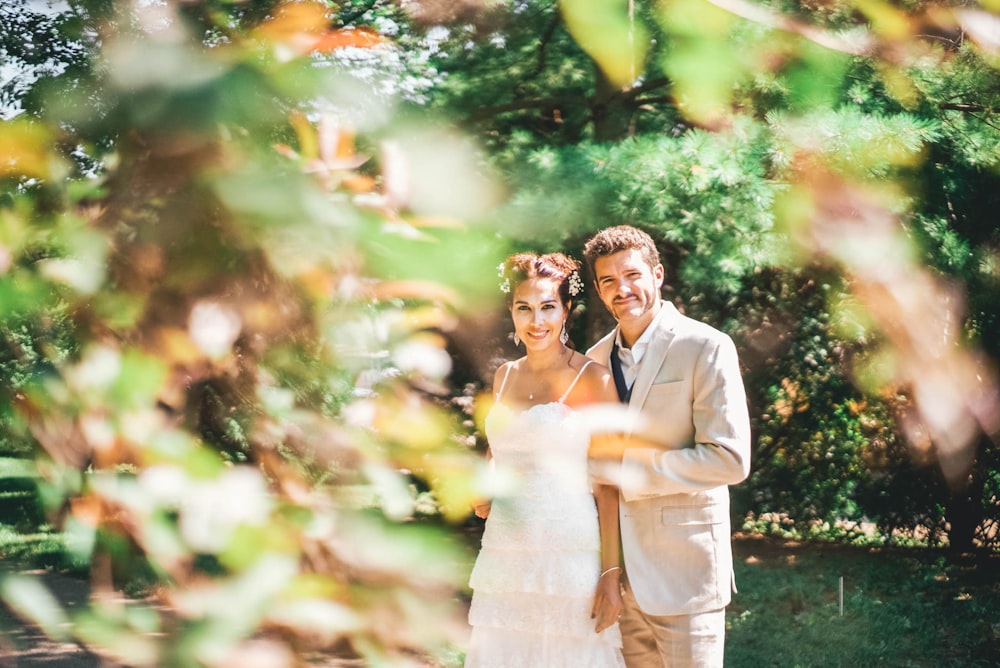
[0,573,71,641]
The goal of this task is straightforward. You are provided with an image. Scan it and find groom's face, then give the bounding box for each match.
[592,249,664,331]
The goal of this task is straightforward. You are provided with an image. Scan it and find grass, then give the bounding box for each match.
[0,525,72,572]
[0,457,83,575]
[727,534,1000,667]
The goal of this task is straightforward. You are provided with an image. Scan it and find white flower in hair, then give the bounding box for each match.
[568,270,584,297]
[497,262,511,293]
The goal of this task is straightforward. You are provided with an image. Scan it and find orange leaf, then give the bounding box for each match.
[311,27,383,53]
[342,174,377,193]
[255,1,329,43]
[71,495,105,528]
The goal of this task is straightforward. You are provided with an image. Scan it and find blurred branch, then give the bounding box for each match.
[703,0,875,56]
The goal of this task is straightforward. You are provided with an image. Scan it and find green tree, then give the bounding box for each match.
[422,0,1000,549]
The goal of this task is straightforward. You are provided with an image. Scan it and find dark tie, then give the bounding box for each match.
[609,341,632,404]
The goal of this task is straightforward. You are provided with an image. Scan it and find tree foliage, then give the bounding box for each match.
[1,0,503,664]
[2,0,1000,664]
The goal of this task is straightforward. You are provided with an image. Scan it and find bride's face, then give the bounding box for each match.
[510,277,567,351]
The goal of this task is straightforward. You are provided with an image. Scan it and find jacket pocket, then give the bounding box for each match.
[647,504,729,609]
[646,380,686,398]
[660,503,726,527]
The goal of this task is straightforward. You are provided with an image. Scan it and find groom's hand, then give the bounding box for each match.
[589,433,628,461]
[588,459,622,487]
[472,501,491,519]
[589,433,626,486]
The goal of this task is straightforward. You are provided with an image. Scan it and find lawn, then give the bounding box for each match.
[0,457,72,572]
[728,534,1000,667]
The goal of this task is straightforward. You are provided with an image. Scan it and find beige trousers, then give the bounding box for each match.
[619,584,726,668]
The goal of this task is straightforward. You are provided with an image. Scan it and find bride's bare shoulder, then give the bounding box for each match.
[566,354,616,405]
[575,354,610,378]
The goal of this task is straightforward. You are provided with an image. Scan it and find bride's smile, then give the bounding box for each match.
[511,276,567,351]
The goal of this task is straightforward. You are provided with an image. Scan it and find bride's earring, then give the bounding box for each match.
[513,333,521,347]
[560,322,569,345]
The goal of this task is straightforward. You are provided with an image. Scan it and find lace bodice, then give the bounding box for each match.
[484,401,593,500]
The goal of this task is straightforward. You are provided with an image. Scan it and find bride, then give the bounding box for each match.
[466,252,626,667]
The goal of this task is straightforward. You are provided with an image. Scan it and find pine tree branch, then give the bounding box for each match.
[620,77,671,101]
[467,95,591,121]
[938,103,990,113]
[939,103,1000,132]
[634,96,674,107]
[468,77,674,124]
[532,11,562,79]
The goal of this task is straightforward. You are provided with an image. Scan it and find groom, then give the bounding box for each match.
[583,225,751,667]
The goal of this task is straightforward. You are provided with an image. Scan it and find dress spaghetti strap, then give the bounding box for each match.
[495,363,514,401]
[557,360,594,404]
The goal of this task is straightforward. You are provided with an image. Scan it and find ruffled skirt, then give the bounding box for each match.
[466,492,624,668]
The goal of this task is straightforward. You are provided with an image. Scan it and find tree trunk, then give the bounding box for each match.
[945,433,987,553]
[592,66,634,142]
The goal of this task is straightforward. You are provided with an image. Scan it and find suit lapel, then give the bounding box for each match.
[628,333,668,409]
[588,328,618,367]
[628,303,678,409]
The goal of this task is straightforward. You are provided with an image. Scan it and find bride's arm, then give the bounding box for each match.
[472,363,509,519]
[472,447,493,519]
[585,366,624,633]
[592,482,623,632]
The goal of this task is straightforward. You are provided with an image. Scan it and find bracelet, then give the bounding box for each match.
[599,566,622,579]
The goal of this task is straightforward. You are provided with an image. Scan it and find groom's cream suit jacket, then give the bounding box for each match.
[587,301,751,616]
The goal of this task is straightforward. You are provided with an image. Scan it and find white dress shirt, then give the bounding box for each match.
[615,305,668,389]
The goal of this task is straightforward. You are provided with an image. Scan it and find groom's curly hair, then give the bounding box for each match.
[582,225,661,277]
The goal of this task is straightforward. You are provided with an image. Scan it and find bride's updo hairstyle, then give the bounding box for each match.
[498,252,584,310]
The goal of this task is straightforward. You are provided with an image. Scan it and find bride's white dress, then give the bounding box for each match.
[466,364,625,667]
